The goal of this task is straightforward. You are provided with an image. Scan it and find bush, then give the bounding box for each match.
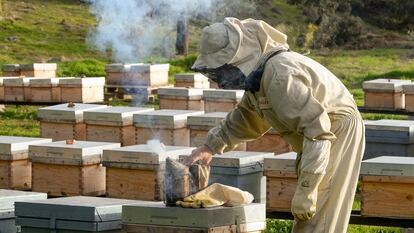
[57,59,106,77]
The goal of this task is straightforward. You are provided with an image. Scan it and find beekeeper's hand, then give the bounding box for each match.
[291,172,323,221]
[185,145,213,166]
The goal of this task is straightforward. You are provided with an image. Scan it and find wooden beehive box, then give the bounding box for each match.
[29,78,60,103]
[15,196,147,233]
[0,77,4,102]
[361,156,414,218]
[203,89,244,113]
[105,63,170,87]
[0,190,47,233]
[247,128,292,154]
[122,202,266,233]
[363,79,411,110]
[19,63,57,77]
[364,119,414,159]
[3,77,33,102]
[187,112,247,150]
[29,140,120,196]
[103,144,194,201]
[38,103,107,141]
[134,109,204,146]
[84,106,154,146]
[264,152,297,212]
[403,82,414,112]
[174,73,210,89]
[0,136,52,190]
[158,87,205,111]
[59,77,105,103]
[2,64,20,77]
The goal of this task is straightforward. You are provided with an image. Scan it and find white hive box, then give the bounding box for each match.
[264,152,297,212]
[3,77,33,102]
[29,140,120,196]
[103,144,194,201]
[19,63,57,77]
[364,119,414,159]
[187,112,246,151]
[174,73,210,89]
[134,110,204,146]
[59,77,105,103]
[361,156,414,218]
[0,136,52,190]
[208,151,272,203]
[84,106,154,146]
[0,189,47,233]
[247,128,292,154]
[403,82,414,112]
[0,77,4,101]
[363,79,411,110]
[105,63,170,87]
[38,103,107,141]
[203,89,244,113]
[2,64,20,76]
[15,196,149,233]
[122,202,266,232]
[29,78,60,103]
[158,87,205,111]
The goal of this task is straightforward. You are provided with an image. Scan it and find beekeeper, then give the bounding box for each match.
[186,17,365,233]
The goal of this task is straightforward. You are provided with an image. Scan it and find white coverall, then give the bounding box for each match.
[192,18,365,233]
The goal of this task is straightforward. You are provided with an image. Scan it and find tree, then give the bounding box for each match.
[176,15,189,56]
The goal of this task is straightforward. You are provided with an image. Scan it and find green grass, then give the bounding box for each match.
[0,105,40,137]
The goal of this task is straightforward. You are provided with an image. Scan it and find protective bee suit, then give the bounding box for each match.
[190,18,365,233]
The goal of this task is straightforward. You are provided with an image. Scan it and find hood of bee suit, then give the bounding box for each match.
[192,17,290,76]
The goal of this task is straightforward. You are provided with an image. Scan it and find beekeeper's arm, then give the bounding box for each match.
[264,63,335,221]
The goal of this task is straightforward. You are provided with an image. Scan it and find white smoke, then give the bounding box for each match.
[147,139,166,154]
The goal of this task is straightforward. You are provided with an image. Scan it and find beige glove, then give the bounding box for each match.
[176,183,254,208]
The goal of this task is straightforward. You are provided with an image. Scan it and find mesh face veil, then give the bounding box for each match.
[191,64,246,90]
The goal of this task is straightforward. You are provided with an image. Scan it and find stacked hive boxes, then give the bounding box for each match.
[29,78,60,103]
[103,144,194,201]
[3,77,33,102]
[84,106,154,146]
[2,64,20,76]
[158,87,205,111]
[29,140,120,196]
[363,79,411,110]
[0,136,51,190]
[2,63,57,77]
[59,77,105,103]
[174,73,210,88]
[203,89,244,113]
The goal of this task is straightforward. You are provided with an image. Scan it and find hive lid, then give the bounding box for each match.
[2,64,20,72]
[29,78,59,87]
[402,82,414,93]
[15,196,150,231]
[361,156,414,176]
[158,87,204,97]
[103,144,195,165]
[3,77,34,87]
[203,89,244,100]
[37,103,107,123]
[29,140,120,165]
[58,77,105,87]
[84,106,154,125]
[264,152,297,172]
[362,79,410,92]
[122,202,265,228]
[133,109,204,128]
[187,112,228,127]
[365,120,414,142]
[20,63,57,71]
[210,151,272,168]
[174,73,209,82]
[0,190,47,213]
[0,136,52,160]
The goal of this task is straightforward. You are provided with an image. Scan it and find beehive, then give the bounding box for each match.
[158,87,205,111]
[208,151,272,203]
[122,202,266,233]
[247,128,292,154]
[3,77,33,102]
[2,64,20,76]
[19,63,57,77]
[105,63,170,87]
[0,136,52,190]
[29,140,120,196]
[264,152,297,212]
[363,79,411,110]
[403,82,414,112]
[15,196,148,233]
[203,89,244,113]
[134,110,204,146]
[0,189,47,233]
[84,106,154,146]
[361,156,414,218]
[38,103,107,141]
[187,112,246,151]
[174,73,210,89]
[364,119,414,159]
[0,77,4,102]
[103,144,194,200]
[59,77,105,103]
[29,78,61,103]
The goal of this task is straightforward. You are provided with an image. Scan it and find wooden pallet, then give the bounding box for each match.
[136,127,190,146]
[0,159,32,190]
[265,171,297,212]
[40,121,86,141]
[86,125,136,146]
[247,134,292,154]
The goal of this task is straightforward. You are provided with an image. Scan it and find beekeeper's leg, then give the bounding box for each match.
[293,112,365,233]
